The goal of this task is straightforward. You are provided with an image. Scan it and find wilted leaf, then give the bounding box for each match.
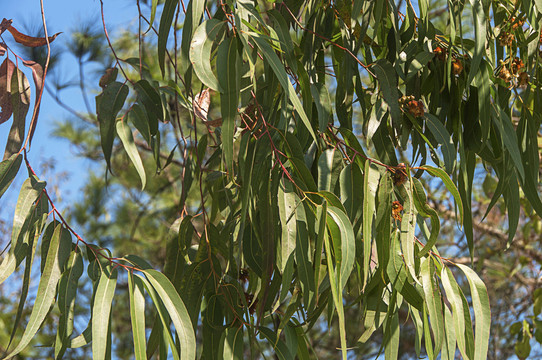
[193,88,210,121]
[22,60,44,146]
[0,57,15,124]
[4,21,61,47]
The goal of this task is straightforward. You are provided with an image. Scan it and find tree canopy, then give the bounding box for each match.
[1,0,542,359]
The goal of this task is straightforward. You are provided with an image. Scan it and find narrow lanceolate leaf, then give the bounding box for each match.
[412,178,440,257]
[92,265,118,360]
[143,269,196,360]
[158,0,179,76]
[400,176,418,285]
[278,179,298,273]
[372,59,401,130]
[5,224,71,359]
[456,264,491,360]
[323,228,347,360]
[133,80,163,135]
[221,326,244,360]
[467,0,486,87]
[251,34,318,144]
[363,162,380,289]
[190,19,225,92]
[441,266,475,360]
[258,326,295,360]
[318,148,343,192]
[116,120,146,190]
[420,257,444,356]
[55,249,83,359]
[0,176,46,285]
[425,114,455,174]
[420,165,463,224]
[128,272,147,360]
[96,81,129,172]
[217,35,239,173]
[0,153,22,199]
[327,206,356,292]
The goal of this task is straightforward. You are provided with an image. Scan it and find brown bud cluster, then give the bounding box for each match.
[433,46,446,61]
[392,201,404,221]
[452,59,464,75]
[498,32,515,47]
[399,96,424,118]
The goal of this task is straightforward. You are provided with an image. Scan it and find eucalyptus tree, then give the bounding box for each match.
[1,0,542,359]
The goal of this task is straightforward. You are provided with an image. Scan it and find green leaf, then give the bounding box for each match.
[5,224,71,359]
[467,0,486,87]
[116,119,146,190]
[128,272,147,360]
[143,269,196,360]
[133,80,163,135]
[158,0,179,76]
[55,249,83,359]
[441,266,475,360]
[412,178,440,257]
[217,35,239,173]
[456,264,490,360]
[259,326,295,360]
[251,34,318,144]
[92,265,117,360]
[96,82,129,172]
[372,59,401,130]
[420,257,444,355]
[221,326,244,360]
[323,214,348,360]
[425,114,456,174]
[0,153,22,199]
[362,161,380,288]
[327,206,356,292]
[318,148,343,192]
[190,19,225,92]
[278,179,298,273]
[310,83,332,131]
[0,176,46,285]
[419,165,463,224]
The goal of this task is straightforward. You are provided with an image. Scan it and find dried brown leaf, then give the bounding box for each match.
[6,22,61,48]
[0,58,15,124]
[0,43,6,57]
[193,88,210,121]
[4,67,30,160]
[22,60,44,146]
[0,19,12,36]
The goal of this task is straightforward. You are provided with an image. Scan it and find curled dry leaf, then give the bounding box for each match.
[0,19,12,36]
[193,88,210,121]
[99,68,118,88]
[0,57,16,124]
[2,19,61,48]
[0,43,6,57]
[22,60,44,146]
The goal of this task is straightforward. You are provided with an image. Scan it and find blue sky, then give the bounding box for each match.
[1,0,139,215]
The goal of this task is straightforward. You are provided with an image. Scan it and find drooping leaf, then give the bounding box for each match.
[128,272,147,360]
[92,265,118,360]
[0,153,22,198]
[5,224,71,359]
[96,81,129,172]
[3,65,30,160]
[190,19,225,92]
[143,269,196,360]
[116,119,146,190]
[217,35,239,173]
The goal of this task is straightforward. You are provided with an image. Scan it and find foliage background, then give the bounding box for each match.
[0,0,541,359]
